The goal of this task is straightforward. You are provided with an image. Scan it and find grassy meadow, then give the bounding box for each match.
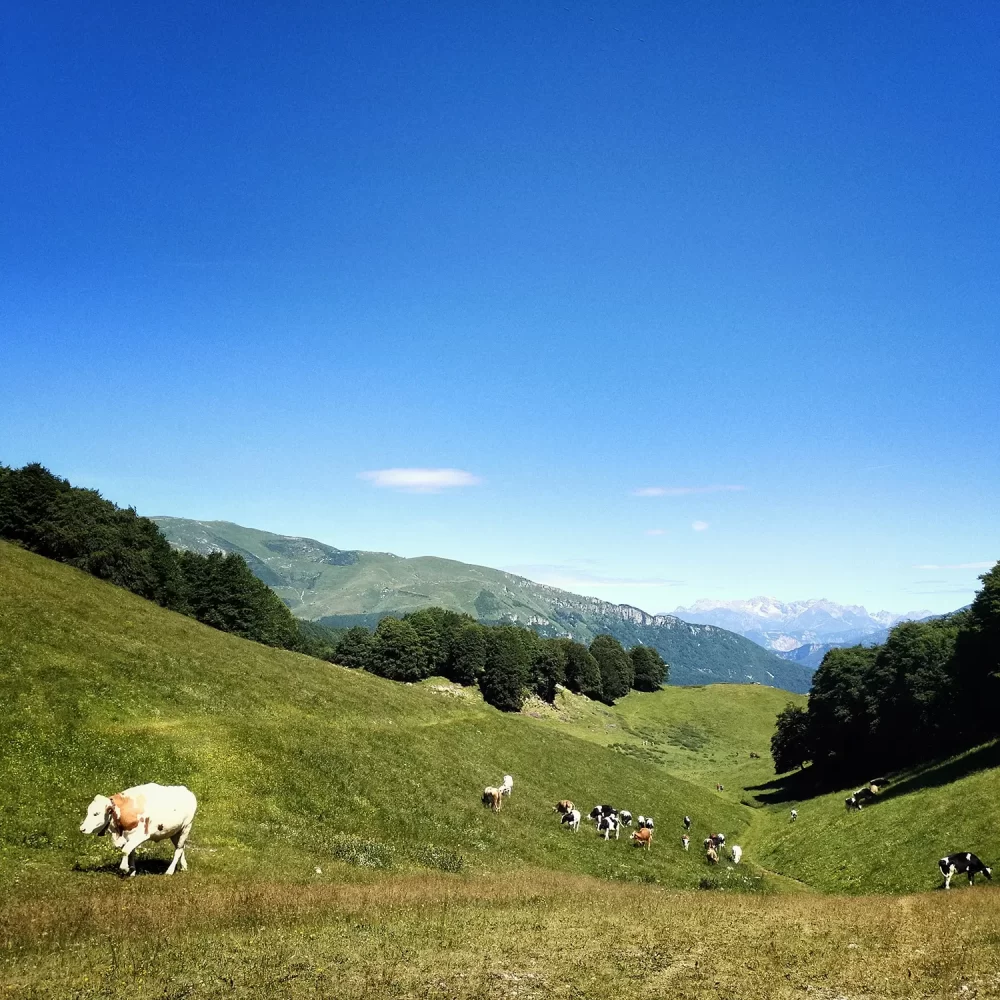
[3,539,1000,998]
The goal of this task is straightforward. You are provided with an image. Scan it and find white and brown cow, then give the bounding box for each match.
[80,783,197,877]
[631,827,652,850]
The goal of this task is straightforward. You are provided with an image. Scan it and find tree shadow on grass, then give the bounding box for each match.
[744,765,825,805]
[744,739,1000,807]
[866,740,1000,808]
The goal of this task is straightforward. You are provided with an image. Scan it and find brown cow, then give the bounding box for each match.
[706,845,719,864]
[554,799,575,814]
[630,827,652,850]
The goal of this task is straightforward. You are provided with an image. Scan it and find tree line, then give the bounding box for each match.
[0,463,336,656]
[0,463,669,709]
[771,563,1000,781]
[330,609,668,710]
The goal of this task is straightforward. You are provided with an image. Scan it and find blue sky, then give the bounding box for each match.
[3,2,997,614]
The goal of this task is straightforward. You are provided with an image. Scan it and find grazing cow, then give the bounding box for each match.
[598,814,620,841]
[939,853,993,890]
[500,775,514,798]
[845,795,862,811]
[619,810,633,827]
[642,817,655,831]
[706,845,719,864]
[631,827,652,850]
[749,752,760,759]
[683,815,692,831]
[682,834,690,851]
[561,809,582,833]
[554,799,575,815]
[709,833,725,851]
[590,805,617,824]
[790,809,798,822]
[482,786,503,812]
[636,814,646,828]
[855,787,875,805]
[79,783,197,877]
[730,845,742,864]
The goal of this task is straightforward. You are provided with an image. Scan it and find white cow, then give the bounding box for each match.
[730,844,743,864]
[500,774,514,798]
[80,783,197,877]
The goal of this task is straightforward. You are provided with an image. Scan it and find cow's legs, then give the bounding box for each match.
[119,834,147,876]
[944,867,954,890]
[166,825,192,875]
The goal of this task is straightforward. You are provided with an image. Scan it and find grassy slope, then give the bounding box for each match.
[0,541,747,894]
[5,541,1000,997]
[744,744,1000,894]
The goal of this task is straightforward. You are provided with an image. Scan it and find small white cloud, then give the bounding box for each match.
[911,562,992,571]
[692,520,710,532]
[359,468,483,493]
[645,528,666,536]
[633,485,746,497]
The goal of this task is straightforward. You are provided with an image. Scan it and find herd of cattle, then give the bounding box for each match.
[78,778,992,890]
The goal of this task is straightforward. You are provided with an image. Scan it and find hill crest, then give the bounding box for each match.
[152,517,813,692]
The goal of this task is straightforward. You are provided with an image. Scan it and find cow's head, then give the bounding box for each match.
[985,867,993,880]
[80,795,113,836]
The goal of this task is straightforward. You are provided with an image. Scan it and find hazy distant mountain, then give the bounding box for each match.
[670,597,934,655]
[152,518,813,693]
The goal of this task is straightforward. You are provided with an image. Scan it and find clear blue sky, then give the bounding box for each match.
[3,2,997,614]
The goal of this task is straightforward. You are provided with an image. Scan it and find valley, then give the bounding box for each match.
[3,540,999,998]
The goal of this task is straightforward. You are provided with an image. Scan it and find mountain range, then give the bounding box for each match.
[152,517,813,693]
[670,597,936,669]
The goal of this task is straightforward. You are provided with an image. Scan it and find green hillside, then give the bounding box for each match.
[152,517,812,692]
[5,540,1000,998]
[0,540,747,892]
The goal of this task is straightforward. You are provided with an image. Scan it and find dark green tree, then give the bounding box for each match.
[447,622,488,685]
[864,618,962,765]
[954,562,1000,741]
[559,639,603,701]
[178,550,298,648]
[334,626,374,669]
[530,639,567,703]
[630,645,667,691]
[368,617,428,682]
[404,607,475,675]
[590,634,632,703]
[771,703,811,773]
[806,645,878,777]
[479,626,530,712]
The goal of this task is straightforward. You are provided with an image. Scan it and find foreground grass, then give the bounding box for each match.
[3,871,998,999]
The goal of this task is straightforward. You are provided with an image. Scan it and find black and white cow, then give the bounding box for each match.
[683,815,692,831]
[598,814,620,841]
[642,816,655,831]
[939,853,993,890]
[845,795,862,811]
[619,810,633,827]
[590,804,616,824]
[561,809,582,833]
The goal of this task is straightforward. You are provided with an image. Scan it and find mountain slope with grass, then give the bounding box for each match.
[0,540,748,892]
[152,517,811,692]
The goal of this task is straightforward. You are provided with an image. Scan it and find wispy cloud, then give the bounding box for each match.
[359,468,483,493]
[644,528,666,536]
[633,485,746,497]
[911,562,992,571]
[691,521,710,532]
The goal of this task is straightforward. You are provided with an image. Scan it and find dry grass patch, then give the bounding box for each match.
[3,872,999,998]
